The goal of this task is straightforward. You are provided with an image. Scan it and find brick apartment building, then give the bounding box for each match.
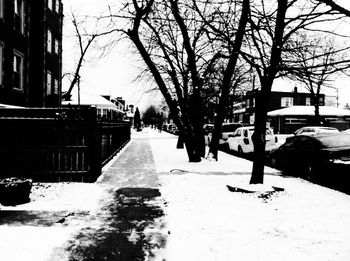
[0,0,63,107]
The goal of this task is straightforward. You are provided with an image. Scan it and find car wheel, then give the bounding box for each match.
[238,145,243,155]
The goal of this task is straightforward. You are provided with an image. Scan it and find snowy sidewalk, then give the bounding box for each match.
[97,132,159,188]
[0,127,350,261]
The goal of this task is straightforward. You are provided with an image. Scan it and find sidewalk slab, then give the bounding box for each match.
[98,137,158,188]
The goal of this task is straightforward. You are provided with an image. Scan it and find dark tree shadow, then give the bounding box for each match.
[65,187,167,261]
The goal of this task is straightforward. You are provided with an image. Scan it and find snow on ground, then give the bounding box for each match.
[149,130,279,175]
[155,173,350,261]
[147,128,350,261]
[1,182,108,212]
[0,127,350,261]
[0,182,112,261]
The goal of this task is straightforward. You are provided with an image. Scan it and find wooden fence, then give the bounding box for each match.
[0,107,130,182]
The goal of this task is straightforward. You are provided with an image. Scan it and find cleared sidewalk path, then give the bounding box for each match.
[98,132,159,188]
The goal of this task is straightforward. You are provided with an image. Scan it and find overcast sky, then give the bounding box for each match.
[62,0,160,109]
[62,0,350,109]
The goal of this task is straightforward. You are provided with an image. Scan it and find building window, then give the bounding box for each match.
[281,97,293,107]
[48,0,53,10]
[14,0,24,33]
[55,0,60,13]
[46,71,52,95]
[305,97,311,106]
[47,30,52,53]
[54,78,58,94]
[285,118,307,124]
[97,109,102,118]
[54,39,59,54]
[245,98,255,108]
[13,51,24,91]
[0,42,3,86]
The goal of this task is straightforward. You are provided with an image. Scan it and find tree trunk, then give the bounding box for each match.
[314,103,322,125]
[177,133,184,149]
[250,91,268,184]
[190,94,206,157]
[250,0,287,184]
[173,109,202,162]
[183,131,201,162]
[209,125,222,160]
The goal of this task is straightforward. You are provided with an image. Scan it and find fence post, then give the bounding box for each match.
[87,107,102,182]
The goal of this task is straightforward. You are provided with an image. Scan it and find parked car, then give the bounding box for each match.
[294,126,339,136]
[226,126,279,154]
[220,123,243,144]
[204,122,243,145]
[270,132,350,180]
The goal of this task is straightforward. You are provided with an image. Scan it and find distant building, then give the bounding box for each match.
[231,86,325,125]
[102,95,126,112]
[62,90,125,121]
[0,0,63,107]
[268,106,350,133]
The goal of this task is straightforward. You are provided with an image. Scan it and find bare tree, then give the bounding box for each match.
[318,0,350,17]
[284,35,350,124]
[193,0,251,160]
[62,12,118,101]
[103,0,250,162]
[241,0,346,184]
[96,0,350,175]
